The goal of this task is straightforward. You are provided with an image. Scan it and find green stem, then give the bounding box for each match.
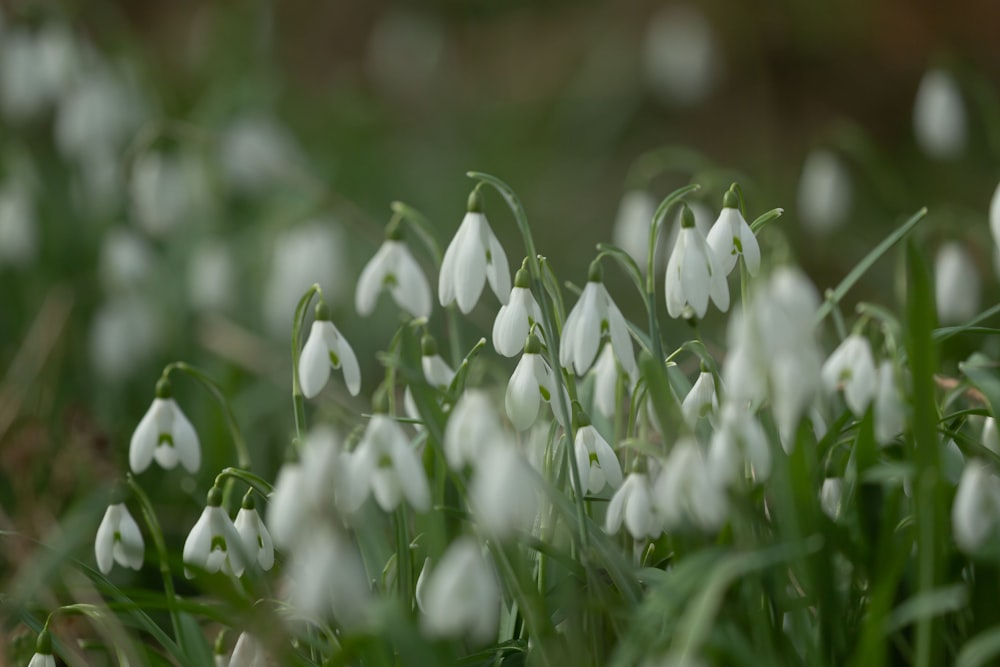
[213,467,275,497]
[126,474,182,643]
[395,508,413,609]
[291,284,323,450]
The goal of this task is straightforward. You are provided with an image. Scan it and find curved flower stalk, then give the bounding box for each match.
[445,389,507,470]
[664,203,729,319]
[706,188,760,276]
[493,259,542,357]
[129,377,200,474]
[349,414,430,513]
[95,500,144,574]
[438,188,511,314]
[355,218,432,319]
[298,301,361,398]
[821,334,877,417]
[605,472,659,540]
[418,537,500,643]
[234,494,275,571]
[183,487,245,578]
[560,260,635,376]
[506,334,568,431]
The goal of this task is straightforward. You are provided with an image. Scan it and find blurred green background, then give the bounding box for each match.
[2,0,1000,655]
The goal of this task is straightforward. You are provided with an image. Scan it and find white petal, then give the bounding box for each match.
[355,241,394,316]
[492,288,531,357]
[333,333,361,397]
[681,234,710,318]
[604,294,635,375]
[664,232,687,318]
[560,293,585,368]
[182,508,214,578]
[266,464,303,548]
[706,209,739,275]
[128,401,158,473]
[453,213,489,313]
[574,434,591,493]
[438,223,460,307]
[392,439,431,512]
[506,354,542,430]
[605,476,631,534]
[299,321,332,399]
[171,402,201,474]
[392,244,433,318]
[740,219,761,275]
[590,428,623,490]
[484,222,511,304]
[95,505,118,574]
[116,506,145,570]
[214,507,245,577]
[624,476,655,538]
[570,284,602,375]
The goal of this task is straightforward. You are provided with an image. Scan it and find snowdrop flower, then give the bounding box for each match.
[90,294,163,382]
[913,68,966,160]
[438,189,511,313]
[953,459,1000,553]
[419,537,500,643]
[591,342,630,419]
[654,439,728,532]
[55,65,142,165]
[27,630,55,667]
[129,378,201,474]
[130,150,209,238]
[606,472,659,539]
[983,417,1000,457]
[470,445,539,538]
[95,501,144,574]
[286,525,372,625]
[355,219,432,318]
[643,5,722,107]
[665,204,730,319]
[298,301,361,398]
[234,495,275,571]
[706,189,760,276]
[935,242,979,324]
[612,190,657,268]
[506,334,568,431]
[820,478,844,521]
[229,632,267,667]
[874,361,905,445]
[219,112,308,195]
[188,241,236,312]
[445,389,506,470]
[183,487,245,578]
[0,25,78,121]
[821,334,877,417]
[681,365,718,426]
[0,179,36,268]
[574,413,622,494]
[708,402,771,486]
[99,227,155,292]
[349,414,430,513]
[493,260,542,357]
[560,261,635,376]
[797,148,852,234]
[420,335,455,390]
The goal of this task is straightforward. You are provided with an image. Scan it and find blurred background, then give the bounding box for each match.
[2,0,1000,657]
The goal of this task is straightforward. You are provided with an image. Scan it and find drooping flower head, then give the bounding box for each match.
[681,362,718,426]
[506,333,569,431]
[706,187,760,277]
[418,536,500,643]
[27,629,55,667]
[298,301,361,398]
[183,486,245,578]
[493,258,542,357]
[95,491,144,575]
[605,472,660,540]
[348,414,431,513]
[572,404,622,495]
[560,259,635,376]
[129,377,201,474]
[234,493,275,571]
[664,203,730,319]
[821,334,877,417]
[355,217,432,319]
[438,188,511,314]
[913,67,966,160]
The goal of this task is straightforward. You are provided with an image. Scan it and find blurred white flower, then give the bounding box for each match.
[681,369,718,426]
[612,190,657,269]
[99,227,156,292]
[665,204,729,319]
[188,241,236,312]
[439,192,510,314]
[0,179,36,267]
[234,498,275,571]
[606,472,659,539]
[298,305,361,398]
[418,537,499,643]
[935,242,979,324]
[355,233,431,319]
[95,502,144,574]
[219,113,308,194]
[797,149,852,234]
[820,478,844,521]
[574,424,622,494]
[264,221,347,336]
[706,191,760,276]
[591,342,630,419]
[643,5,722,107]
[286,525,371,625]
[229,632,267,667]
[913,68,966,160]
[874,360,905,445]
[55,65,142,165]
[708,402,771,486]
[129,381,201,474]
[470,445,538,538]
[89,294,162,381]
[990,182,1000,262]
[493,262,542,357]
[349,414,430,513]
[445,390,506,470]
[0,24,79,121]
[654,439,728,532]
[506,338,567,431]
[130,151,209,238]
[366,9,447,100]
[560,268,635,376]
[183,488,244,578]
[953,459,1000,553]
[984,417,1000,457]
[821,334,877,417]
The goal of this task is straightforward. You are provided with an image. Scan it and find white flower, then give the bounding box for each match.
[28,653,56,667]
[643,5,721,107]
[612,190,657,268]
[914,68,966,160]
[419,537,500,643]
[89,294,163,382]
[470,445,539,538]
[706,191,760,276]
[129,381,201,474]
[654,439,728,532]
[953,459,1000,553]
[286,525,372,625]
[438,192,511,313]
[234,499,275,571]
[355,231,432,318]
[984,417,1000,457]
[349,414,430,513]
[681,369,718,426]
[445,390,506,470]
[591,342,630,419]
[298,306,361,398]
[820,478,844,521]
[0,25,78,121]
[492,262,542,357]
[560,267,635,376]
[505,339,568,431]
[130,150,209,238]
[664,204,730,319]
[229,632,267,667]
[708,402,771,486]
[55,65,142,164]
[99,227,155,292]
[421,336,455,390]
[874,361,905,445]
[95,502,144,574]
[187,241,235,312]
[0,179,36,268]
[935,242,979,324]
[574,424,622,494]
[219,112,308,195]
[605,472,659,539]
[183,488,245,578]
[991,182,1000,260]
[821,334,877,417]
[797,149,852,235]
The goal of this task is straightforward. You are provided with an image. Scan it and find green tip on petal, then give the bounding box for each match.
[723,188,740,209]
[525,333,542,355]
[155,376,173,399]
[587,258,604,283]
[36,629,52,655]
[421,334,438,357]
[214,628,229,655]
[572,400,590,427]
[514,266,531,289]
[241,491,256,510]
[385,216,404,240]
[467,187,484,213]
[680,204,696,229]
[315,301,331,321]
[207,486,224,507]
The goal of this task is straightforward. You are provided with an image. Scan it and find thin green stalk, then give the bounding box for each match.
[126,475,182,643]
[395,508,413,609]
[291,284,323,448]
[214,467,275,497]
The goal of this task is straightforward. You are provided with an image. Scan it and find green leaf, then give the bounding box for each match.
[933,302,1000,342]
[884,585,968,635]
[957,628,1000,667]
[177,612,214,667]
[749,207,784,233]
